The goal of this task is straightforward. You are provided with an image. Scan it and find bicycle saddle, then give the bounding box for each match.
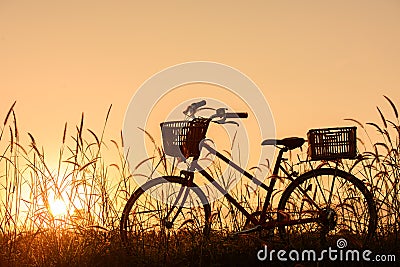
[261,137,305,150]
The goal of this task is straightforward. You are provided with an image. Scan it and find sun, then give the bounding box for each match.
[49,199,68,217]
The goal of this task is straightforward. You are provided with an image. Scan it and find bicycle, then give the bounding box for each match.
[120,100,377,251]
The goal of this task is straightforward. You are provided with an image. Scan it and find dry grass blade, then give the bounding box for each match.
[383,129,392,145]
[110,140,119,150]
[248,166,262,172]
[386,120,399,132]
[120,130,124,148]
[79,112,84,145]
[3,101,16,126]
[9,126,13,153]
[62,122,67,144]
[222,150,232,158]
[28,133,43,159]
[87,129,100,147]
[27,132,36,146]
[357,137,365,146]
[105,104,112,123]
[79,158,99,172]
[230,131,237,151]
[138,127,155,145]
[12,111,18,139]
[377,106,388,128]
[63,160,81,169]
[374,142,390,154]
[0,101,17,141]
[134,156,156,172]
[13,142,27,155]
[383,95,398,119]
[344,118,364,129]
[96,104,112,152]
[109,163,120,171]
[366,122,384,134]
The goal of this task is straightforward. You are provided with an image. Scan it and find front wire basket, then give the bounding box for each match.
[160,118,211,159]
[307,127,357,161]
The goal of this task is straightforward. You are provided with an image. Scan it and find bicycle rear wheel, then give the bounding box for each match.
[120,176,211,256]
[277,168,377,248]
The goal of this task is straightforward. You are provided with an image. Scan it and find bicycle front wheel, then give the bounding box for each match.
[277,168,377,248]
[120,176,211,255]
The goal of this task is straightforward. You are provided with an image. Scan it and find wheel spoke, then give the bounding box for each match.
[327,173,336,206]
[292,179,323,212]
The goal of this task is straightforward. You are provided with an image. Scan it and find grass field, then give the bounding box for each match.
[0,98,399,266]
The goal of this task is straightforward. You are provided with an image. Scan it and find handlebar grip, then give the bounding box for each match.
[225,112,248,119]
[192,100,206,109]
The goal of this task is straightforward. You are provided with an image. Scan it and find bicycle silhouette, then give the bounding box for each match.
[120,100,377,250]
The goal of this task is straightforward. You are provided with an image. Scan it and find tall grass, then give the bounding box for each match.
[345,96,400,244]
[0,97,399,266]
[0,103,133,265]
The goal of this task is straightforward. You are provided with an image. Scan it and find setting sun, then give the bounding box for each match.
[49,199,68,217]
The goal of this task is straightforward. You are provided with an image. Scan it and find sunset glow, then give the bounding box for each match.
[49,198,68,218]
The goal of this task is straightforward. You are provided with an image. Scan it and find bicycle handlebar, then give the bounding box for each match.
[183,100,248,124]
[226,112,248,119]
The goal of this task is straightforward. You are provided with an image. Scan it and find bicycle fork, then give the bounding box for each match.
[162,170,194,229]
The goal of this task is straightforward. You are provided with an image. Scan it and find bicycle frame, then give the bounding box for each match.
[185,142,314,229]
[155,108,360,232]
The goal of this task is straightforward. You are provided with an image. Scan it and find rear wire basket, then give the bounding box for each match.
[307,127,357,161]
[160,118,211,159]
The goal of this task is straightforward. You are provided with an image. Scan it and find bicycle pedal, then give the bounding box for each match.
[233,225,262,235]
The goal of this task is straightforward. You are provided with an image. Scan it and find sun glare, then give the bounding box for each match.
[49,199,68,217]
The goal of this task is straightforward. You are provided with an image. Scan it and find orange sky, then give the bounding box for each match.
[1,1,400,168]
